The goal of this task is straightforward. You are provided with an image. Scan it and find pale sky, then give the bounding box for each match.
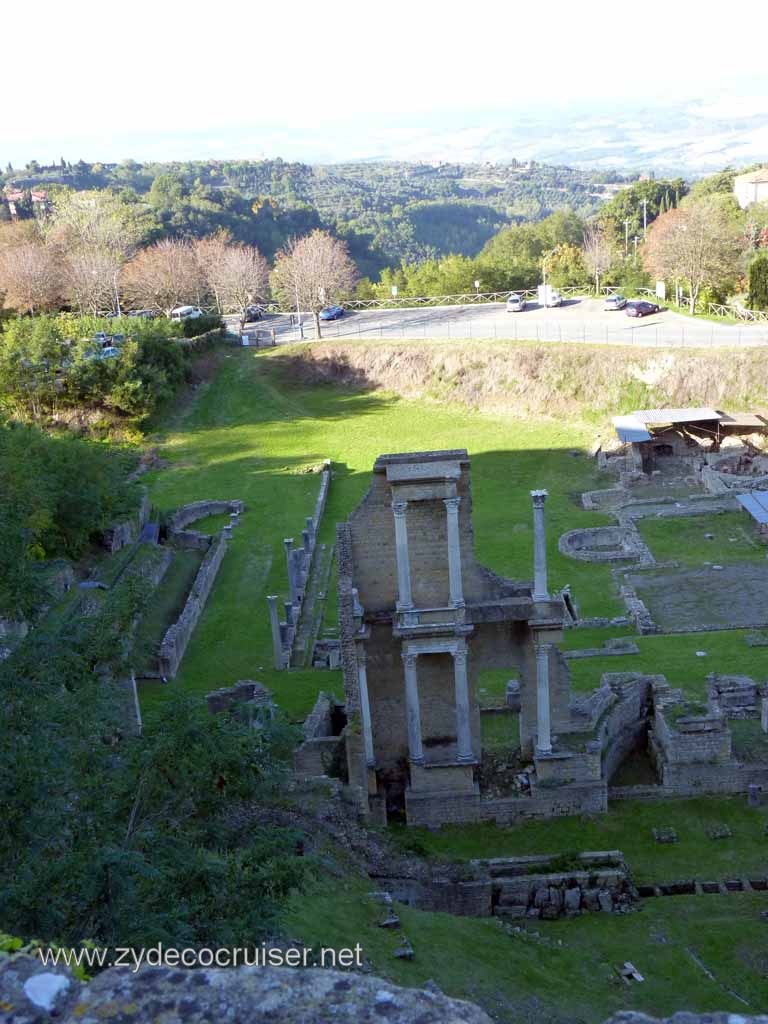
[3,0,768,168]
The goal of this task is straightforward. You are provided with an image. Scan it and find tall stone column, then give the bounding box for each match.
[534,639,552,754]
[452,645,474,762]
[357,649,375,767]
[444,497,465,608]
[267,595,284,669]
[402,652,424,764]
[283,537,297,603]
[530,489,549,601]
[392,501,413,610]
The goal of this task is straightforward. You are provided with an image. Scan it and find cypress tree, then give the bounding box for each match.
[748,253,768,310]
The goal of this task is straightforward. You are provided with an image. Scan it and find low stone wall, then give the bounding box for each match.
[405,780,607,828]
[477,850,636,920]
[158,534,227,678]
[372,875,493,918]
[293,692,344,775]
[559,526,651,564]
[102,489,150,553]
[206,679,273,715]
[169,499,244,549]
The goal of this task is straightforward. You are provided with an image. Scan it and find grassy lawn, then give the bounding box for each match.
[140,346,625,719]
[480,711,520,751]
[132,548,204,675]
[397,796,768,885]
[562,629,767,699]
[638,511,767,566]
[286,876,768,1023]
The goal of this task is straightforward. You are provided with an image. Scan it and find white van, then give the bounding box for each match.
[169,306,204,321]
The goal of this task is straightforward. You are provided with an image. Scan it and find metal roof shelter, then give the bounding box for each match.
[631,408,721,425]
[736,491,768,526]
[612,415,652,443]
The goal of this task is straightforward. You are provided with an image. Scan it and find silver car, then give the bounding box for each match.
[604,293,627,310]
[506,293,527,312]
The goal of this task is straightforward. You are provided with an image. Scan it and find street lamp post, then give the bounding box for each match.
[632,235,639,257]
[623,219,630,257]
[641,199,648,239]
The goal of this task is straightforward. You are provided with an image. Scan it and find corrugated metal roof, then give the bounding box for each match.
[632,408,721,425]
[717,412,768,428]
[612,415,652,443]
[736,492,768,524]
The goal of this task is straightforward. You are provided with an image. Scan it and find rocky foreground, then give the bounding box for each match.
[2,955,767,1024]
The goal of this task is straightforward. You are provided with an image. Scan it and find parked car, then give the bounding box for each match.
[319,305,345,321]
[537,284,562,307]
[245,304,264,321]
[169,305,204,321]
[625,300,660,318]
[128,309,158,319]
[100,347,121,360]
[506,293,527,312]
[604,294,627,310]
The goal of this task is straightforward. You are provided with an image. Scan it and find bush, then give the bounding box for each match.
[182,313,222,337]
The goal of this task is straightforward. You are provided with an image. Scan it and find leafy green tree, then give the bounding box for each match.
[748,252,768,310]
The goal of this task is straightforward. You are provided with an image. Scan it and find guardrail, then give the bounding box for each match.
[708,302,768,323]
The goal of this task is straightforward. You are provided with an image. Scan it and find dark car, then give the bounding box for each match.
[245,304,264,321]
[319,305,345,321]
[625,300,660,318]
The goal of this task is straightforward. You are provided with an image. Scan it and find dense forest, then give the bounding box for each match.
[1,157,635,277]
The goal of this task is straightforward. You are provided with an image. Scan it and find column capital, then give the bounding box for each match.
[530,489,548,507]
[283,536,294,547]
[401,651,418,668]
[452,645,468,667]
[392,500,408,517]
[443,496,461,512]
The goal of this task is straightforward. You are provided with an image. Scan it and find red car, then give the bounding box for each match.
[625,300,660,318]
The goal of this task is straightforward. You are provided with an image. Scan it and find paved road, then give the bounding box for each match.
[236,298,768,349]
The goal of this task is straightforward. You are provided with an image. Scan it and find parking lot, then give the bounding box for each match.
[239,298,768,349]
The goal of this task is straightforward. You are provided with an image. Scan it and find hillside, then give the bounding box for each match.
[0,158,632,272]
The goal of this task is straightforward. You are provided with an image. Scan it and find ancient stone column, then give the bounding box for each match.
[761,690,768,734]
[402,652,424,764]
[530,489,549,601]
[267,595,284,669]
[357,649,375,767]
[392,501,413,610]
[534,639,552,754]
[452,645,474,762]
[284,538,297,603]
[444,497,465,608]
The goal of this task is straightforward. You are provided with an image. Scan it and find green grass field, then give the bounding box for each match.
[140,346,627,718]
[287,878,768,1023]
[638,511,767,567]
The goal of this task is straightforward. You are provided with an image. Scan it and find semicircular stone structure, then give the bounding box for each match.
[558,526,652,564]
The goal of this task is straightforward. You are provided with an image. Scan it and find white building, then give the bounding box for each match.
[734,167,768,209]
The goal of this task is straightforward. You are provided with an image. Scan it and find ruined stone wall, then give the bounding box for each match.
[158,534,227,678]
[347,453,500,614]
[405,780,606,827]
[653,708,732,764]
[102,489,151,553]
[596,674,655,782]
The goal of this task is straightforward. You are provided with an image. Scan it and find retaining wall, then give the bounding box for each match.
[158,534,227,678]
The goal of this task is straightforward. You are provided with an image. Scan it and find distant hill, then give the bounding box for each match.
[0,158,633,273]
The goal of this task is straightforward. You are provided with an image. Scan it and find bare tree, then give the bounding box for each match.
[642,199,744,314]
[219,245,270,326]
[581,222,616,295]
[0,223,61,313]
[193,233,231,312]
[122,239,203,316]
[47,191,143,314]
[271,230,358,338]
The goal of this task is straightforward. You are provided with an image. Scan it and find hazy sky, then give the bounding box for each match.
[4,0,768,168]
